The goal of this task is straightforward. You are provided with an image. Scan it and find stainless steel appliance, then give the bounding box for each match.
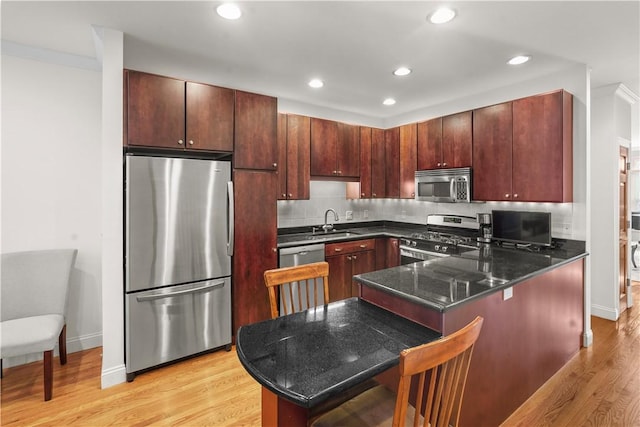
[477,213,492,243]
[124,155,233,381]
[278,243,325,316]
[399,214,479,264]
[414,167,471,203]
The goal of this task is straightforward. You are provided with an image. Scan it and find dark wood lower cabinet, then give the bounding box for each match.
[360,259,584,427]
[232,169,277,333]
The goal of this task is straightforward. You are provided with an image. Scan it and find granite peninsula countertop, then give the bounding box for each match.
[355,242,588,312]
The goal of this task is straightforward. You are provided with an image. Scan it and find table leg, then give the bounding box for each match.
[262,387,309,427]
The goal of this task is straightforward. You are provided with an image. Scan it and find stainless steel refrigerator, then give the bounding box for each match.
[124,154,233,381]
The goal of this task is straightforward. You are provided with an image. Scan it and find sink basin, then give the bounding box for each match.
[306,231,360,240]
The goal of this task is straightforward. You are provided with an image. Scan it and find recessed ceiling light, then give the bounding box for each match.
[216,3,241,20]
[393,67,412,77]
[428,7,456,24]
[508,55,531,65]
[383,98,396,106]
[308,79,324,88]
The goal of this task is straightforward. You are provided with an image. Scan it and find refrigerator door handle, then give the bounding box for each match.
[135,279,226,302]
[227,181,234,256]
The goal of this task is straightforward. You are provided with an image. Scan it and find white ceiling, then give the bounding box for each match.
[2,1,639,122]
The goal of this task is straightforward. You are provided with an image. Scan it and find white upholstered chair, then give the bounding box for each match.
[1,249,77,401]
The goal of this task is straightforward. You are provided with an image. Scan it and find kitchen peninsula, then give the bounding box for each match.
[355,239,587,427]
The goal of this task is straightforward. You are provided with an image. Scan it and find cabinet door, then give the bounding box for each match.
[326,254,351,302]
[400,123,417,199]
[417,117,442,170]
[276,114,288,200]
[286,114,311,199]
[351,126,372,198]
[473,103,513,201]
[234,91,278,171]
[386,238,400,268]
[512,90,572,202]
[126,70,185,149]
[337,122,360,177]
[371,128,386,198]
[385,127,400,198]
[350,250,375,297]
[310,118,338,176]
[185,82,234,152]
[232,169,277,330]
[442,111,472,168]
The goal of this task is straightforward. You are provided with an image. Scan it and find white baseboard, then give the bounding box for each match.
[591,304,619,321]
[101,364,127,389]
[2,332,102,369]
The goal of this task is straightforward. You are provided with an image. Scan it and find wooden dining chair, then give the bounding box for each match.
[312,316,484,427]
[263,261,330,319]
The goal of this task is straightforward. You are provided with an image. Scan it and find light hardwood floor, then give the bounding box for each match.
[2,284,640,426]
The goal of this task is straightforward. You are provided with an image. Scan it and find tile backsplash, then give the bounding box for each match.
[277,181,579,239]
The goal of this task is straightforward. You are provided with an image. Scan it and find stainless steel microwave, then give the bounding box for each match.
[415,167,472,203]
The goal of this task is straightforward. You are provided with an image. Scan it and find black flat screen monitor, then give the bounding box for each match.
[491,210,552,247]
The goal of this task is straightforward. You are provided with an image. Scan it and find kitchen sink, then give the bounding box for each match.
[306,231,361,240]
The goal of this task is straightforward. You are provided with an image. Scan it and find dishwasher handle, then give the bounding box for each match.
[136,279,226,302]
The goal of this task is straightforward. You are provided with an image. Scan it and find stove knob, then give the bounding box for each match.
[435,245,440,251]
[442,246,448,252]
[411,241,417,247]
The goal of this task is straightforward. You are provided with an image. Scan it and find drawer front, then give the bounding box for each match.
[325,239,376,256]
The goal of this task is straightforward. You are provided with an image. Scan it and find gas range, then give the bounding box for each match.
[400,215,479,262]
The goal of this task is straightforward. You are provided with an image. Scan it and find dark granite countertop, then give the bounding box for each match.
[355,242,588,312]
[236,298,440,408]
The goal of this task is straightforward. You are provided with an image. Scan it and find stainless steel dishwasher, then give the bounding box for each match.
[278,243,325,315]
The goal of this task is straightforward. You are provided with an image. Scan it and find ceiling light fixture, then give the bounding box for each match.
[428,7,456,24]
[216,3,241,20]
[508,55,531,65]
[383,98,396,106]
[393,67,412,76]
[308,79,324,88]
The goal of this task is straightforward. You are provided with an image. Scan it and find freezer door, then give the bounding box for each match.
[126,156,231,292]
[125,277,232,374]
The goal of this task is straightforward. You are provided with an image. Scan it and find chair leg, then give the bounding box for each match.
[59,324,67,365]
[44,350,53,401]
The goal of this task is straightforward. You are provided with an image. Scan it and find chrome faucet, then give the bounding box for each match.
[322,209,339,232]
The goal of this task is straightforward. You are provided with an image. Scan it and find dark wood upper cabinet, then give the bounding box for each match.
[442,111,473,168]
[399,123,418,199]
[185,82,234,151]
[417,112,472,170]
[277,114,310,200]
[385,127,400,198]
[371,128,386,198]
[234,90,278,171]
[347,126,372,199]
[512,90,573,202]
[417,117,443,170]
[473,102,513,201]
[125,70,233,151]
[310,118,359,178]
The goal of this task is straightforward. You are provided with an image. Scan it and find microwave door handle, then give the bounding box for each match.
[450,179,456,201]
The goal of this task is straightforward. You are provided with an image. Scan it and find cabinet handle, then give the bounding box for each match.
[437,162,441,167]
[347,256,352,260]
[443,162,447,167]
[372,193,377,197]
[272,163,278,169]
[188,140,194,145]
[359,244,367,249]
[513,193,519,199]
[337,170,342,175]
[411,192,415,197]
[288,193,293,198]
[361,192,365,197]
[352,255,357,260]
[505,194,510,198]
[281,193,286,198]
[272,248,277,252]
[334,248,342,252]
[178,139,184,145]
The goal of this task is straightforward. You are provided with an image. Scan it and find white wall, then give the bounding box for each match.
[1,54,103,366]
